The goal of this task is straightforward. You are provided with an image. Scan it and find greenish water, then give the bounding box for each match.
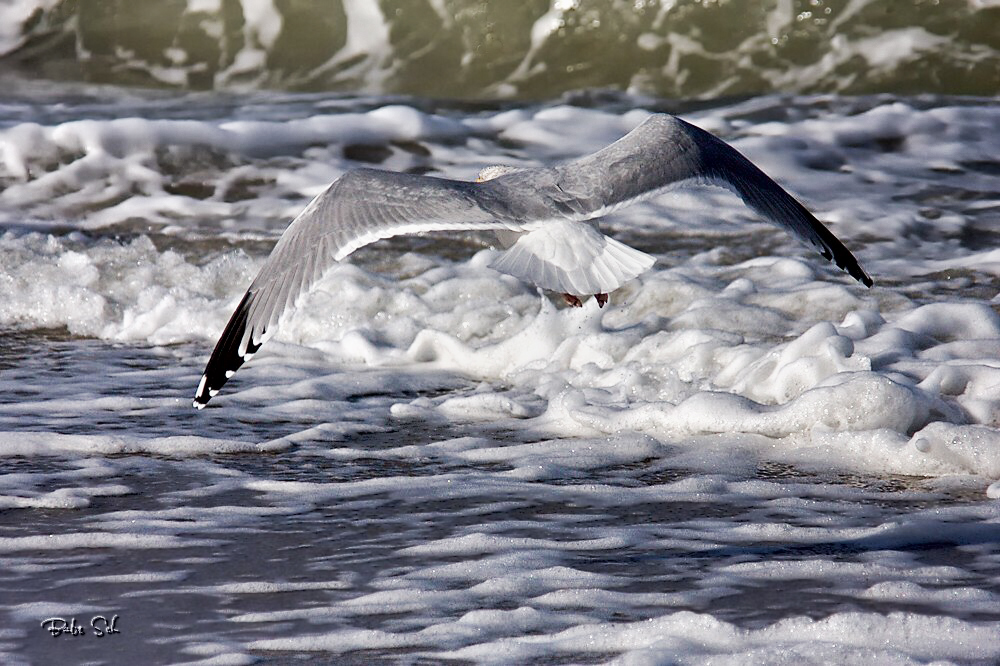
[3,0,999,99]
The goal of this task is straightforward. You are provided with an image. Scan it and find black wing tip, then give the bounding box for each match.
[193,290,260,411]
[194,342,256,410]
[846,265,874,289]
[827,244,874,289]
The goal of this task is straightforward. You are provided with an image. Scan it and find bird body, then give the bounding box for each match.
[194,114,871,408]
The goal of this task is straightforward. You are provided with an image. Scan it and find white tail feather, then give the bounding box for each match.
[489,220,654,295]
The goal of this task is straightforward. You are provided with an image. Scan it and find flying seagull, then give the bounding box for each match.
[193,113,872,408]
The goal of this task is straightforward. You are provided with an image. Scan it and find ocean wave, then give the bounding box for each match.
[2,0,998,98]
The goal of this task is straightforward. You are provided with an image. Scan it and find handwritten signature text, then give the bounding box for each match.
[41,615,120,637]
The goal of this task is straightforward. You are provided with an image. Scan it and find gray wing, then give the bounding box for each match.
[485,114,872,288]
[194,168,527,408]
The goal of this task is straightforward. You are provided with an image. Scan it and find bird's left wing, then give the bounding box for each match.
[194,168,526,408]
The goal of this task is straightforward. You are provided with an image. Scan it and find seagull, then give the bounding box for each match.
[193,113,872,408]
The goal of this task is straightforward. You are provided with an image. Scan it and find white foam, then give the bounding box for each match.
[0,431,288,456]
[0,532,211,553]
[0,0,62,57]
[433,611,1000,664]
[2,101,1000,487]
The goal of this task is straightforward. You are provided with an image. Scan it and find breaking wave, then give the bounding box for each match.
[3,0,999,99]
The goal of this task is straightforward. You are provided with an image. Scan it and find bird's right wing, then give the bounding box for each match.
[194,168,526,407]
[496,114,872,288]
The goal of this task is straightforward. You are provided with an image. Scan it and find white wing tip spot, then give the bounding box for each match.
[194,375,211,409]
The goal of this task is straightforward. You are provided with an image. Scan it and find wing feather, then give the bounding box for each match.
[194,168,526,407]
[485,115,871,287]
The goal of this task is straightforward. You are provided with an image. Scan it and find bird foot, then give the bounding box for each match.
[562,293,583,308]
[595,293,608,308]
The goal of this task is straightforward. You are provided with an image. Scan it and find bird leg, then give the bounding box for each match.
[595,293,609,308]
[562,293,583,307]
